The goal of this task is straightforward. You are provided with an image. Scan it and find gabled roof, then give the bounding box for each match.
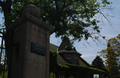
[57,53,90,66]
[50,43,90,66]
[50,36,90,66]
[58,36,73,51]
[58,36,81,55]
[50,43,58,51]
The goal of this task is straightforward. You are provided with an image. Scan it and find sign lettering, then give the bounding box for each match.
[31,42,46,55]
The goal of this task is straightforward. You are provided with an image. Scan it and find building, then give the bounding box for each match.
[50,36,105,78]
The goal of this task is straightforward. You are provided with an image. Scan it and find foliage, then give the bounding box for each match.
[0,64,7,78]
[0,64,4,76]
[92,56,108,77]
[50,50,58,73]
[50,50,105,78]
[92,56,106,70]
[98,34,120,78]
[0,0,112,41]
[66,64,105,73]
[0,0,112,77]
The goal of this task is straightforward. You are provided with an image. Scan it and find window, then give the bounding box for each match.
[93,74,99,78]
[67,54,72,59]
[76,56,78,59]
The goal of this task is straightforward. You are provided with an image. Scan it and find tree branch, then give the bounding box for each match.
[99,11,110,23]
[6,0,12,12]
[0,0,3,6]
[62,0,66,11]
[54,0,60,31]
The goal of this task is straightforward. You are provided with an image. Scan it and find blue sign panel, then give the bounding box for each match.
[31,42,46,55]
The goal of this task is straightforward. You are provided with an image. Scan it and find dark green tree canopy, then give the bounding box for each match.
[92,56,105,69]
[0,0,112,41]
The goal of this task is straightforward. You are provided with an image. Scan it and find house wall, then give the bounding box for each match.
[63,53,79,65]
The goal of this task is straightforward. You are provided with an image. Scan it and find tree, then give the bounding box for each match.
[92,56,105,70]
[98,34,120,78]
[0,0,112,77]
[0,0,112,40]
[92,56,108,77]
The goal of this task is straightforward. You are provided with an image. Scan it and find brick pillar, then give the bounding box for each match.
[7,5,54,78]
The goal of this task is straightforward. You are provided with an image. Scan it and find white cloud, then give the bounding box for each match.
[82,54,96,58]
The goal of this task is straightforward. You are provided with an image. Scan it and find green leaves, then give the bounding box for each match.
[2,0,112,41]
[0,7,3,13]
[98,34,120,77]
[92,56,105,69]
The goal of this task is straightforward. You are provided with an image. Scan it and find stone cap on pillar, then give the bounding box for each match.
[7,5,54,34]
[23,4,40,19]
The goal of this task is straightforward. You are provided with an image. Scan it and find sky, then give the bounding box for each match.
[0,0,120,64]
[50,0,120,64]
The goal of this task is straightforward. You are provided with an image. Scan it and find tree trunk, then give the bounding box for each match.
[0,1,12,78]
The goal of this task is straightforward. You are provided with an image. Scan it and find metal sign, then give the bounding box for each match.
[31,42,46,55]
